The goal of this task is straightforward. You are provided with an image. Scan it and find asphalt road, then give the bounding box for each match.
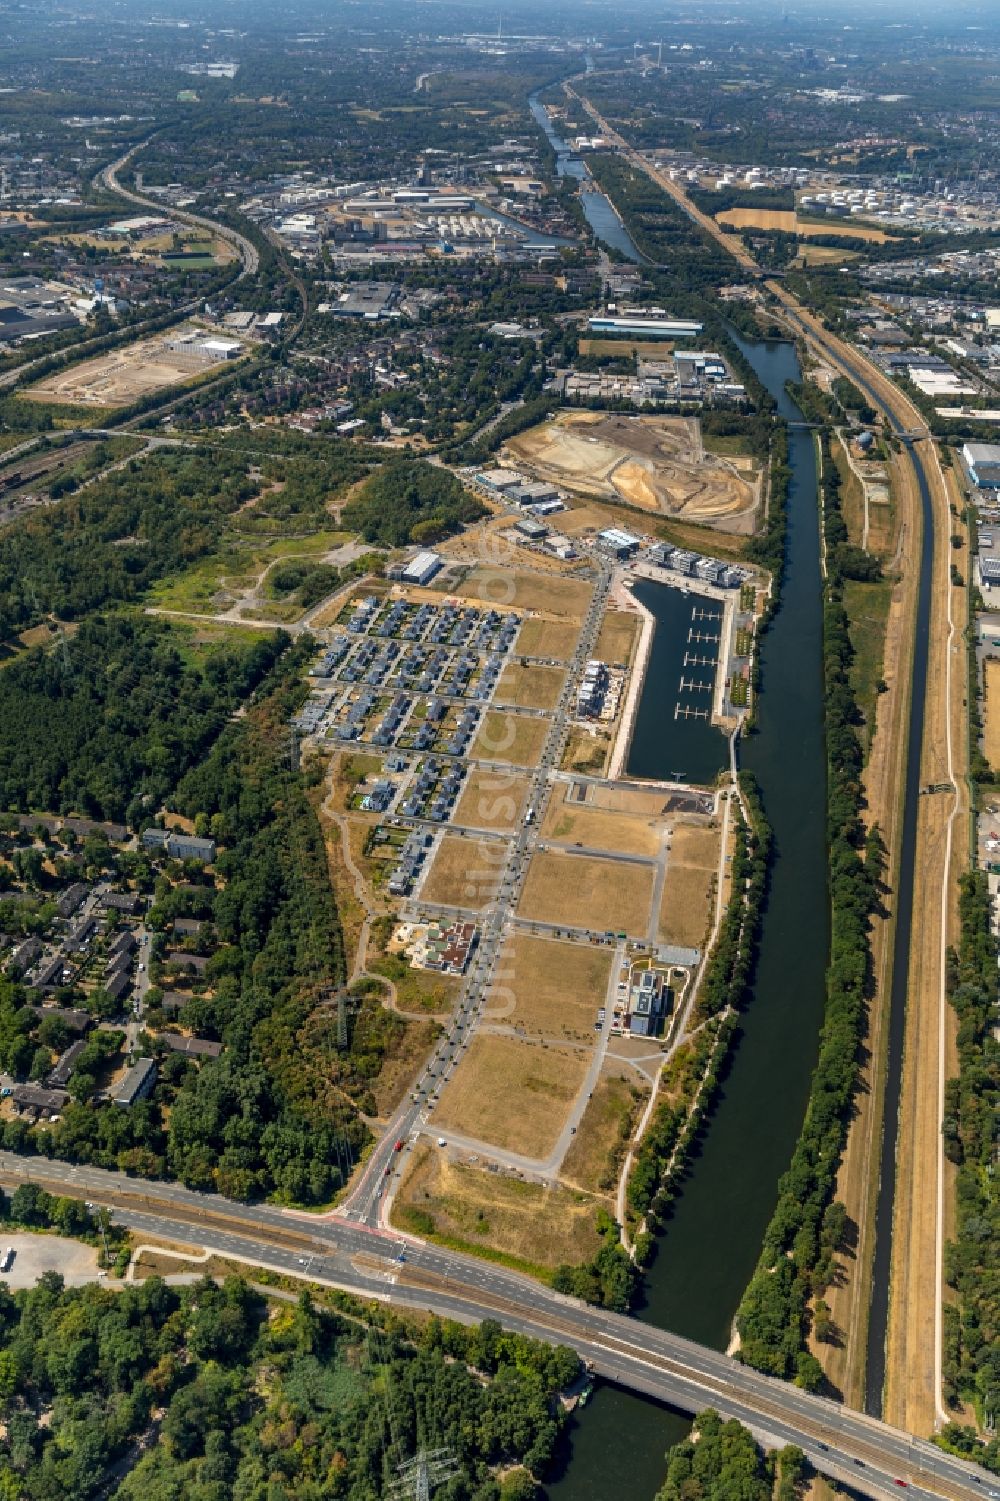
[0,1151,990,1501]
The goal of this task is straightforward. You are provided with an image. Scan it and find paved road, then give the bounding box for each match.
[341,563,613,1226]
[0,1152,990,1501]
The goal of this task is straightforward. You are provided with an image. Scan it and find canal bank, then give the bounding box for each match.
[545,336,830,1497]
[528,92,645,263]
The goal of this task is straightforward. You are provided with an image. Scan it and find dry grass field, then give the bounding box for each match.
[542,784,663,858]
[472,709,550,767]
[658,822,719,949]
[27,330,241,407]
[717,207,895,243]
[519,850,654,936]
[495,662,565,710]
[560,1067,649,1196]
[483,933,612,1042]
[505,410,757,526]
[596,609,640,667]
[515,617,580,660]
[587,784,673,815]
[432,1033,589,1158]
[392,1144,603,1270]
[456,567,592,620]
[453,768,531,832]
[983,659,1000,769]
[420,835,502,910]
[559,725,612,777]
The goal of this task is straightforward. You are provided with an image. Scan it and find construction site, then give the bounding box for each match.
[504,410,761,531]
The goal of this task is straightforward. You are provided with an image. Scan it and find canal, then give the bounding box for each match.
[546,338,831,1496]
[528,92,645,263]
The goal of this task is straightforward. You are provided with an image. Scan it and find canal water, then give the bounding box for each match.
[545,338,830,1496]
[528,93,644,263]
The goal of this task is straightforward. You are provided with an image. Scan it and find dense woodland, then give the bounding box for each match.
[656,1410,807,1501]
[342,459,485,547]
[0,1271,580,1501]
[0,618,285,824]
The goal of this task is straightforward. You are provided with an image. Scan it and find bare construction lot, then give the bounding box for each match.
[433,1032,589,1159]
[505,410,759,530]
[484,932,613,1042]
[27,328,243,407]
[658,821,719,949]
[519,849,654,937]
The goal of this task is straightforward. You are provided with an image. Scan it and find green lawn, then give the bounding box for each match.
[148,529,350,615]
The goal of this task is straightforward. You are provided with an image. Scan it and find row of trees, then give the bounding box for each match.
[624,781,771,1251]
[735,426,885,1388]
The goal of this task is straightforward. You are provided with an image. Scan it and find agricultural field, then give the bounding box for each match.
[505,410,759,531]
[432,1032,589,1159]
[484,933,613,1043]
[518,849,655,937]
[658,821,719,949]
[716,207,896,243]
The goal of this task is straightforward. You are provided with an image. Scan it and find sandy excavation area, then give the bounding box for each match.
[504,411,758,529]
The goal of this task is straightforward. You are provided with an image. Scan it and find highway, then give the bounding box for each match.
[0,1151,991,1501]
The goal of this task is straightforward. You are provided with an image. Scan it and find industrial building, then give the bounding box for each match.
[964,442,1000,489]
[401,550,443,586]
[587,314,703,340]
[596,527,642,558]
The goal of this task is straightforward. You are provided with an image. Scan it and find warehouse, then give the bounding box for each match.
[587,315,703,340]
[596,527,642,559]
[402,550,443,586]
[963,442,1000,489]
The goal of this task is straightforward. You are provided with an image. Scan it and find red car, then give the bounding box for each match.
[394,1139,404,1151]
[894,1482,908,1489]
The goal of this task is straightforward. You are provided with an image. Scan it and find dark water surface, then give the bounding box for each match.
[545,337,830,1497]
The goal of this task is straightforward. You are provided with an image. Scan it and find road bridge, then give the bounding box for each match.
[0,1152,990,1501]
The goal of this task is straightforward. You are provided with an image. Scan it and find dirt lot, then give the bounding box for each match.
[456,567,592,621]
[519,849,655,937]
[560,724,612,777]
[420,834,502,910]
[0,1233,101,1289]
[596,609,640,667]
[982,659,1000,769]
[587,783,675,815]
[495,662,565,710]
[453,767,531,832]
[472,709,550,767]
[484,933,613,1042]
[717,207,895,243]
[26,329,241,407]
[433,1033,589,1158]
[515,616,580,660]
[505,410,758,528]
[560,1067,649,1196]
[658,822,719,949]
[542,784,664,858]
[392,1144,603,1270]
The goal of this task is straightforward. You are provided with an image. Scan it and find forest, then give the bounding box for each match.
[0,1270,581,1501]
[657,1410,807,1501]
[342,459,485,548]
[0,618,286,824]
